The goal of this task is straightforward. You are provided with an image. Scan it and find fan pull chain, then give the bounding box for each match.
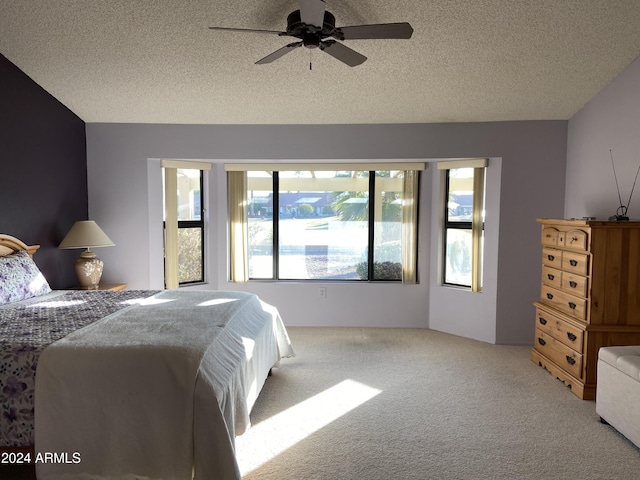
[310,49,312,70]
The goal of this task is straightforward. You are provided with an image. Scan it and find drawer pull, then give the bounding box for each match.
[547,254,555,261]
[566,356,576,365]
[538,338,546,346]
[568,302,576,309]
[567,332,577,342]
[538,317,547,325]
[569,281,577,288]
[547,274,555,280]
[570,259,578,267]
[570,236,578,243]
[547,293,554,300]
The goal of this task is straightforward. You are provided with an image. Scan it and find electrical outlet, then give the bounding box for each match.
[318,287,327,299]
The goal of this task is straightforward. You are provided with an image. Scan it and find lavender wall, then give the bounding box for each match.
[566,55,640,219]
[0,54,87,288]
[86,120,567,344]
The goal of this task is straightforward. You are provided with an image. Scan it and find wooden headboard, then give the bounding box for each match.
[0,234,40,258]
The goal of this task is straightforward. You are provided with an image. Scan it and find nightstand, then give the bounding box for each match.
[98,283,127,291]
[75,283,128,291]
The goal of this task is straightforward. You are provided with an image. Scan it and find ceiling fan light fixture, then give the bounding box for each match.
[303,33,321,49]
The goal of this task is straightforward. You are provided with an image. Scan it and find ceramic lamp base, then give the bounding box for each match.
[75,249,104,289]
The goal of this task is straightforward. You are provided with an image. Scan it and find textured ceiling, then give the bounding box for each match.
[1,0,639,125]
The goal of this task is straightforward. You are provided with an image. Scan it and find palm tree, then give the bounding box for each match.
[331,171,402,222]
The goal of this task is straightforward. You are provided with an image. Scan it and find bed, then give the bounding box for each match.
[0,234,294,479]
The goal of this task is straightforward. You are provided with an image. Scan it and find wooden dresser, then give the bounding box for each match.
[531,218,640,400]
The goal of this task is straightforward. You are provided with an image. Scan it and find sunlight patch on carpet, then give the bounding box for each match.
[235,379,382,476]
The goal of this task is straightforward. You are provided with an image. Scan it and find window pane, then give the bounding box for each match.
[177,168,201,221]
[447,168,474,222]
[163,167,205,287]
[177,227,203,283]
[279,171,369,280]
[373,171,402,280]
[248,171,273,279]
[444,228,472,285]
[241,168,416,282]
[443,166,486,289]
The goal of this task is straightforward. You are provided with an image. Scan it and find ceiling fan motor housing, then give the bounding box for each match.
[286,9,337,48]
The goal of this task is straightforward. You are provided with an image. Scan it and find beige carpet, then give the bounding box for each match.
[236,327,640,480]
[4,327,638,479]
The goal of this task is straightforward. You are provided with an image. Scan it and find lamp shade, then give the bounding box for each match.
[59,221,115,249]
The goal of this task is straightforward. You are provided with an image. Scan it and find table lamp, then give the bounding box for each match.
[59,220,115,289]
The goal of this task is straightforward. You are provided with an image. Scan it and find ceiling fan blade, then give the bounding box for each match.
[208,26,286,35]
[334,22,413,40]
[320,40,367,67]
[256,42,303,64]
[299,0,326,29]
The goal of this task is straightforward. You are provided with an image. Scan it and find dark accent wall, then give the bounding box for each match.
[0,53,87,288]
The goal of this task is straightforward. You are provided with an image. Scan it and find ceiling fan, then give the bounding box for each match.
[208,0,413,67]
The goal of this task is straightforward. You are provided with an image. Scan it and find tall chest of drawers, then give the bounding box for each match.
[531,218,640,400]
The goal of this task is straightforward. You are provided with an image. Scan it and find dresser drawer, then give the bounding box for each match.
[535,307,584,352]
[534,329,583,379]
[562,251,589,276]
[541,227,560,247]
[541,266,562,289]
[542,247,562,269]
[563,229,589,251]
[540,285,587,320]
[561,272,588,298]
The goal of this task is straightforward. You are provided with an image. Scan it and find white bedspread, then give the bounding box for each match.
[34,290,294,480]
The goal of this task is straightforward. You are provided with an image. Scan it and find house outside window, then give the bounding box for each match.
[439,160,487,292]
[226,163,423,284]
